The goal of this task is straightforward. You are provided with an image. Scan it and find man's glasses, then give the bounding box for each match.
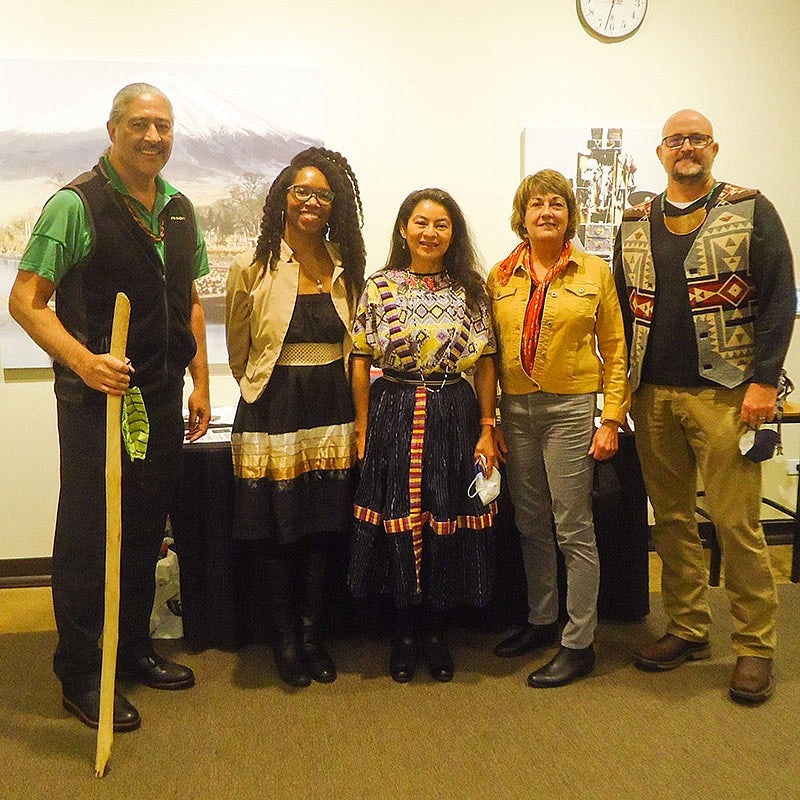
[661,133,714,150]
[288,185,335,206]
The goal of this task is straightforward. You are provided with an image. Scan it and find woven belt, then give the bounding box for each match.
[275,342,343,367]
[381,369,462,387]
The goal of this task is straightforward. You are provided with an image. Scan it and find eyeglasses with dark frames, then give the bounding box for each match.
[661,133,714,150]
[288,185,335,206]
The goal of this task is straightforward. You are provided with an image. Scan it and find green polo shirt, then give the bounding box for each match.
[19,156,209,285]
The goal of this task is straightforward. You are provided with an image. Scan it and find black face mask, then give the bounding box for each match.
[741,428,780,463]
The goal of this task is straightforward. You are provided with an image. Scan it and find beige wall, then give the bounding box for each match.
[2,0,799,558]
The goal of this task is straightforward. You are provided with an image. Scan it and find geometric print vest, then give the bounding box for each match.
[620,183,758,391]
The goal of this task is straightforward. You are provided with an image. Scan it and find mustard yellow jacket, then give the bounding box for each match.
[225,240,355,404]
[487,246,630,424]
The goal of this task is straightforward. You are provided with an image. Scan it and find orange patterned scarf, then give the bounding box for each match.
[496,239,573,377]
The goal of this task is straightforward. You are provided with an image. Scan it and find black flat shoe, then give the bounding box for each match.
[274,636,312,688]
[423,633,454,682]
[302,641,337,684]
[118,652,195,690]
[62,687,141,732]
[389,635,418,683]
[527,644,595,688]
[494,622,559,658]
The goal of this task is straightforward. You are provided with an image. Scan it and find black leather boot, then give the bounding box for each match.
[301,619,337,683]
[527,644,595,688]
[389,608,417,683]
[273,631,312,688]
[265,549,311,688]
[494,622,559,658]
[300,539,337,683]
[421,607,454,682]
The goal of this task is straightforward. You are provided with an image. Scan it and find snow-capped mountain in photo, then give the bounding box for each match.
[0,80,321,188]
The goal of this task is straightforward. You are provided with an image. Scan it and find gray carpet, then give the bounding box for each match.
[1,585,799,800]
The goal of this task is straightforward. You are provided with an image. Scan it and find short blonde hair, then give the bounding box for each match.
[510,169,578,243]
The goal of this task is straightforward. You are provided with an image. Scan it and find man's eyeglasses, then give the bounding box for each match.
[288,185,335,206]
[661,133,714,150]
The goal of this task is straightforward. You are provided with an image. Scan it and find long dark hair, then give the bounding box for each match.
[253,147,366,300]
[384,188,486,311]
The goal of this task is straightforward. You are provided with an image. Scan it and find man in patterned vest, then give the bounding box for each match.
[613,109,795,704]
[9,84,211,730]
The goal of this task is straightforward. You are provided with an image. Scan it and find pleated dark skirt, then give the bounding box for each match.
[349,376,496,610]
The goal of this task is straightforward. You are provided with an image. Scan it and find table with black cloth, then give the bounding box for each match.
[170,433,649,650]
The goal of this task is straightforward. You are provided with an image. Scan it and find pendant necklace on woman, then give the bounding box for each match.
[301,264,326,293]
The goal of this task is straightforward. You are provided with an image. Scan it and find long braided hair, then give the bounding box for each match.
[254,147,366,301]
[384,188,487,311]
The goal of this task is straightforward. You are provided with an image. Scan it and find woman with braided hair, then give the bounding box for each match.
[226,147,365,687]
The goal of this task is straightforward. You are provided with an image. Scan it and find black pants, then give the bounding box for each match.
[52,383,184,691]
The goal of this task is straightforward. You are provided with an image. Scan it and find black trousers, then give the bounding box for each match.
[52,382,184,691]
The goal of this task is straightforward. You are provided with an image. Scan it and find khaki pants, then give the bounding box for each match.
[632,383,777,657]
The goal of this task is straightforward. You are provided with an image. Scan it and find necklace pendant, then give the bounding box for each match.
[316,279,324,293]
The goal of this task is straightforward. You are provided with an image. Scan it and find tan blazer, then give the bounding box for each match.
[225,239,355,404]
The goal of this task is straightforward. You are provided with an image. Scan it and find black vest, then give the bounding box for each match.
[54,162,198,400]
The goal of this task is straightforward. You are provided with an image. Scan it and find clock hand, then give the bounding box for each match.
[603,0,616,34]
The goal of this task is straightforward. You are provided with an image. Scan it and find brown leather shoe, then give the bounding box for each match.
[632,633,710,671]
[729,656,774,704]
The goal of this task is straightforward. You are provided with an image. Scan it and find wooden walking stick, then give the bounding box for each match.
[95,292,131,778]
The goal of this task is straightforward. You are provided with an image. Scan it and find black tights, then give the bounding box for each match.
[395,604,445,639]
[263,534,330,639]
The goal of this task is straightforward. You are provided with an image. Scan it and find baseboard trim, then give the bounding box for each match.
[0,558,52,588]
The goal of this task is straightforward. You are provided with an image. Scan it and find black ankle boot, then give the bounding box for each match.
[389,634,418,683]
[273,632,312,688]
[390,607,418,683]
[301,621,337,684]
[494,622,559,658]
[422,631,454,682]
[527,644,595,688]
[421,607,454,682]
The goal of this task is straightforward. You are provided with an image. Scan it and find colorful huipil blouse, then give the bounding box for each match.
[352,268,495,374]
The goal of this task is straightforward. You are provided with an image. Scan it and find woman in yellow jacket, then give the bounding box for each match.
[488,169,630,687]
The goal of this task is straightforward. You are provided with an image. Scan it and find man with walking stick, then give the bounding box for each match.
[9,83,210,732]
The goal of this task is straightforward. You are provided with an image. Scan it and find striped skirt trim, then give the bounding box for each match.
[232,422,355,481]
[353,503,497,535]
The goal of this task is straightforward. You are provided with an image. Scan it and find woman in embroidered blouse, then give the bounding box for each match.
[488,169,630,688]
[225,147,365,688]
[348,188,498,683]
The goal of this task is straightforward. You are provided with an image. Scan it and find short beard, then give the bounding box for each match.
[670,161,709,184]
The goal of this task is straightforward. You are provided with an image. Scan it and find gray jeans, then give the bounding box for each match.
[500,391,599,649]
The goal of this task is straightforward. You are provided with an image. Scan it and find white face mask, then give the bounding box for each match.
[467,457,501,506]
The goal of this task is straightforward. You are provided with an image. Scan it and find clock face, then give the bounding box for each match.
[577,0,648,41]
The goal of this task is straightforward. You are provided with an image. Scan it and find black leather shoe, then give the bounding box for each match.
[423,633,454,682]
[527,644,595,688]
[118,653,195,690]
[389,635,418,683]
[274,635,312,688]
[62,687,141,732]
[302,638,337,684]
[494,622,559,658]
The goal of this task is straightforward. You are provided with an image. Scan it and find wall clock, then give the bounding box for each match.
[577,0,648,42]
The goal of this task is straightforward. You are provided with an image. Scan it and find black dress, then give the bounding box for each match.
[230,293,356,543]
